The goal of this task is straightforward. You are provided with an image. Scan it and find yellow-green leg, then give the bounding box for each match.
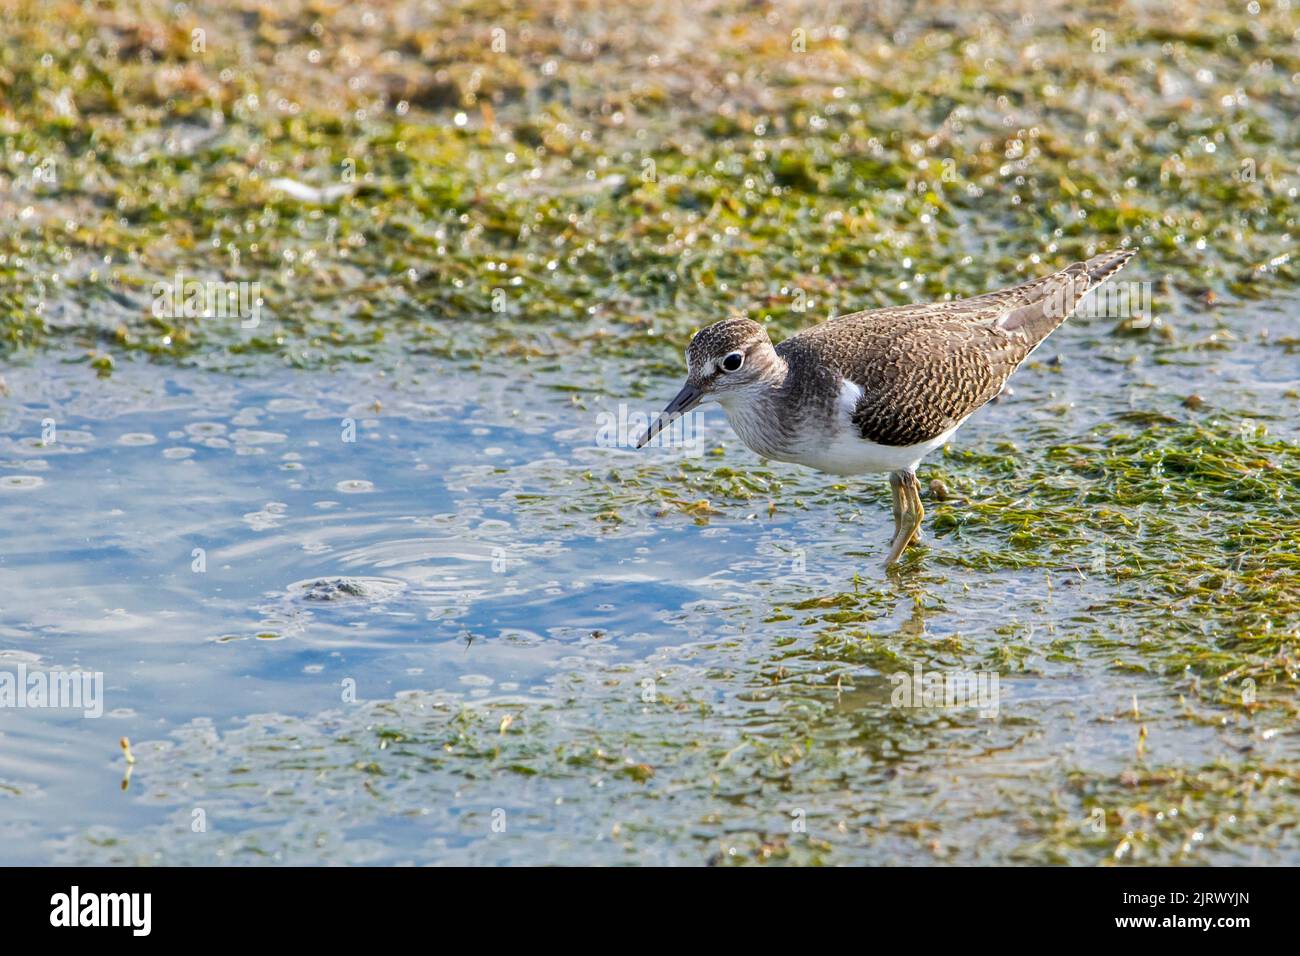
[885,469,924,567]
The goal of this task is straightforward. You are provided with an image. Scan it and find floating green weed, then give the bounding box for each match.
[2,1,1298,367]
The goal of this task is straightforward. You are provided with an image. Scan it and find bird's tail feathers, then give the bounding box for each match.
[999,247,1136,339]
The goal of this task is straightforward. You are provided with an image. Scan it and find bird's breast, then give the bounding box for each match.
[720,379,959,475]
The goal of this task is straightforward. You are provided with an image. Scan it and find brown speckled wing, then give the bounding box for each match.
[778,250,1135,447]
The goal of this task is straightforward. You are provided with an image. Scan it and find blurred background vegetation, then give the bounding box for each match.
[0,0,1296,373]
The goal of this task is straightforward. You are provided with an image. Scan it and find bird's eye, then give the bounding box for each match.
[720,352,744,372]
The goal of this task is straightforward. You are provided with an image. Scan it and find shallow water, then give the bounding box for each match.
[0,292,1298,865]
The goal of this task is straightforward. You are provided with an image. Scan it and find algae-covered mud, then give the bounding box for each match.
[1,1,1298,866]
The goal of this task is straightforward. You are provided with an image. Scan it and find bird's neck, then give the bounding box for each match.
[716,356,796,460]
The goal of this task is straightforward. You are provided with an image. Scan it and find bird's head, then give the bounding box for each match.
[636,317,781,448]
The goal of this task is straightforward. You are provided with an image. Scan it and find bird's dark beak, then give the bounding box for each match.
[636,382,703,449]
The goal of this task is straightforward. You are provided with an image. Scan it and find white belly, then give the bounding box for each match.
[787,424,958,475]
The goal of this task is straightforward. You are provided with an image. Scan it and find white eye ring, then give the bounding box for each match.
[720,351,744,373]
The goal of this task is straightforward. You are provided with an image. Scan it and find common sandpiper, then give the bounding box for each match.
[637,249,1137,566]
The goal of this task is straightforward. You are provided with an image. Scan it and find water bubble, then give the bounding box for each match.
[231,429,286,445]
[185,422,227,438]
